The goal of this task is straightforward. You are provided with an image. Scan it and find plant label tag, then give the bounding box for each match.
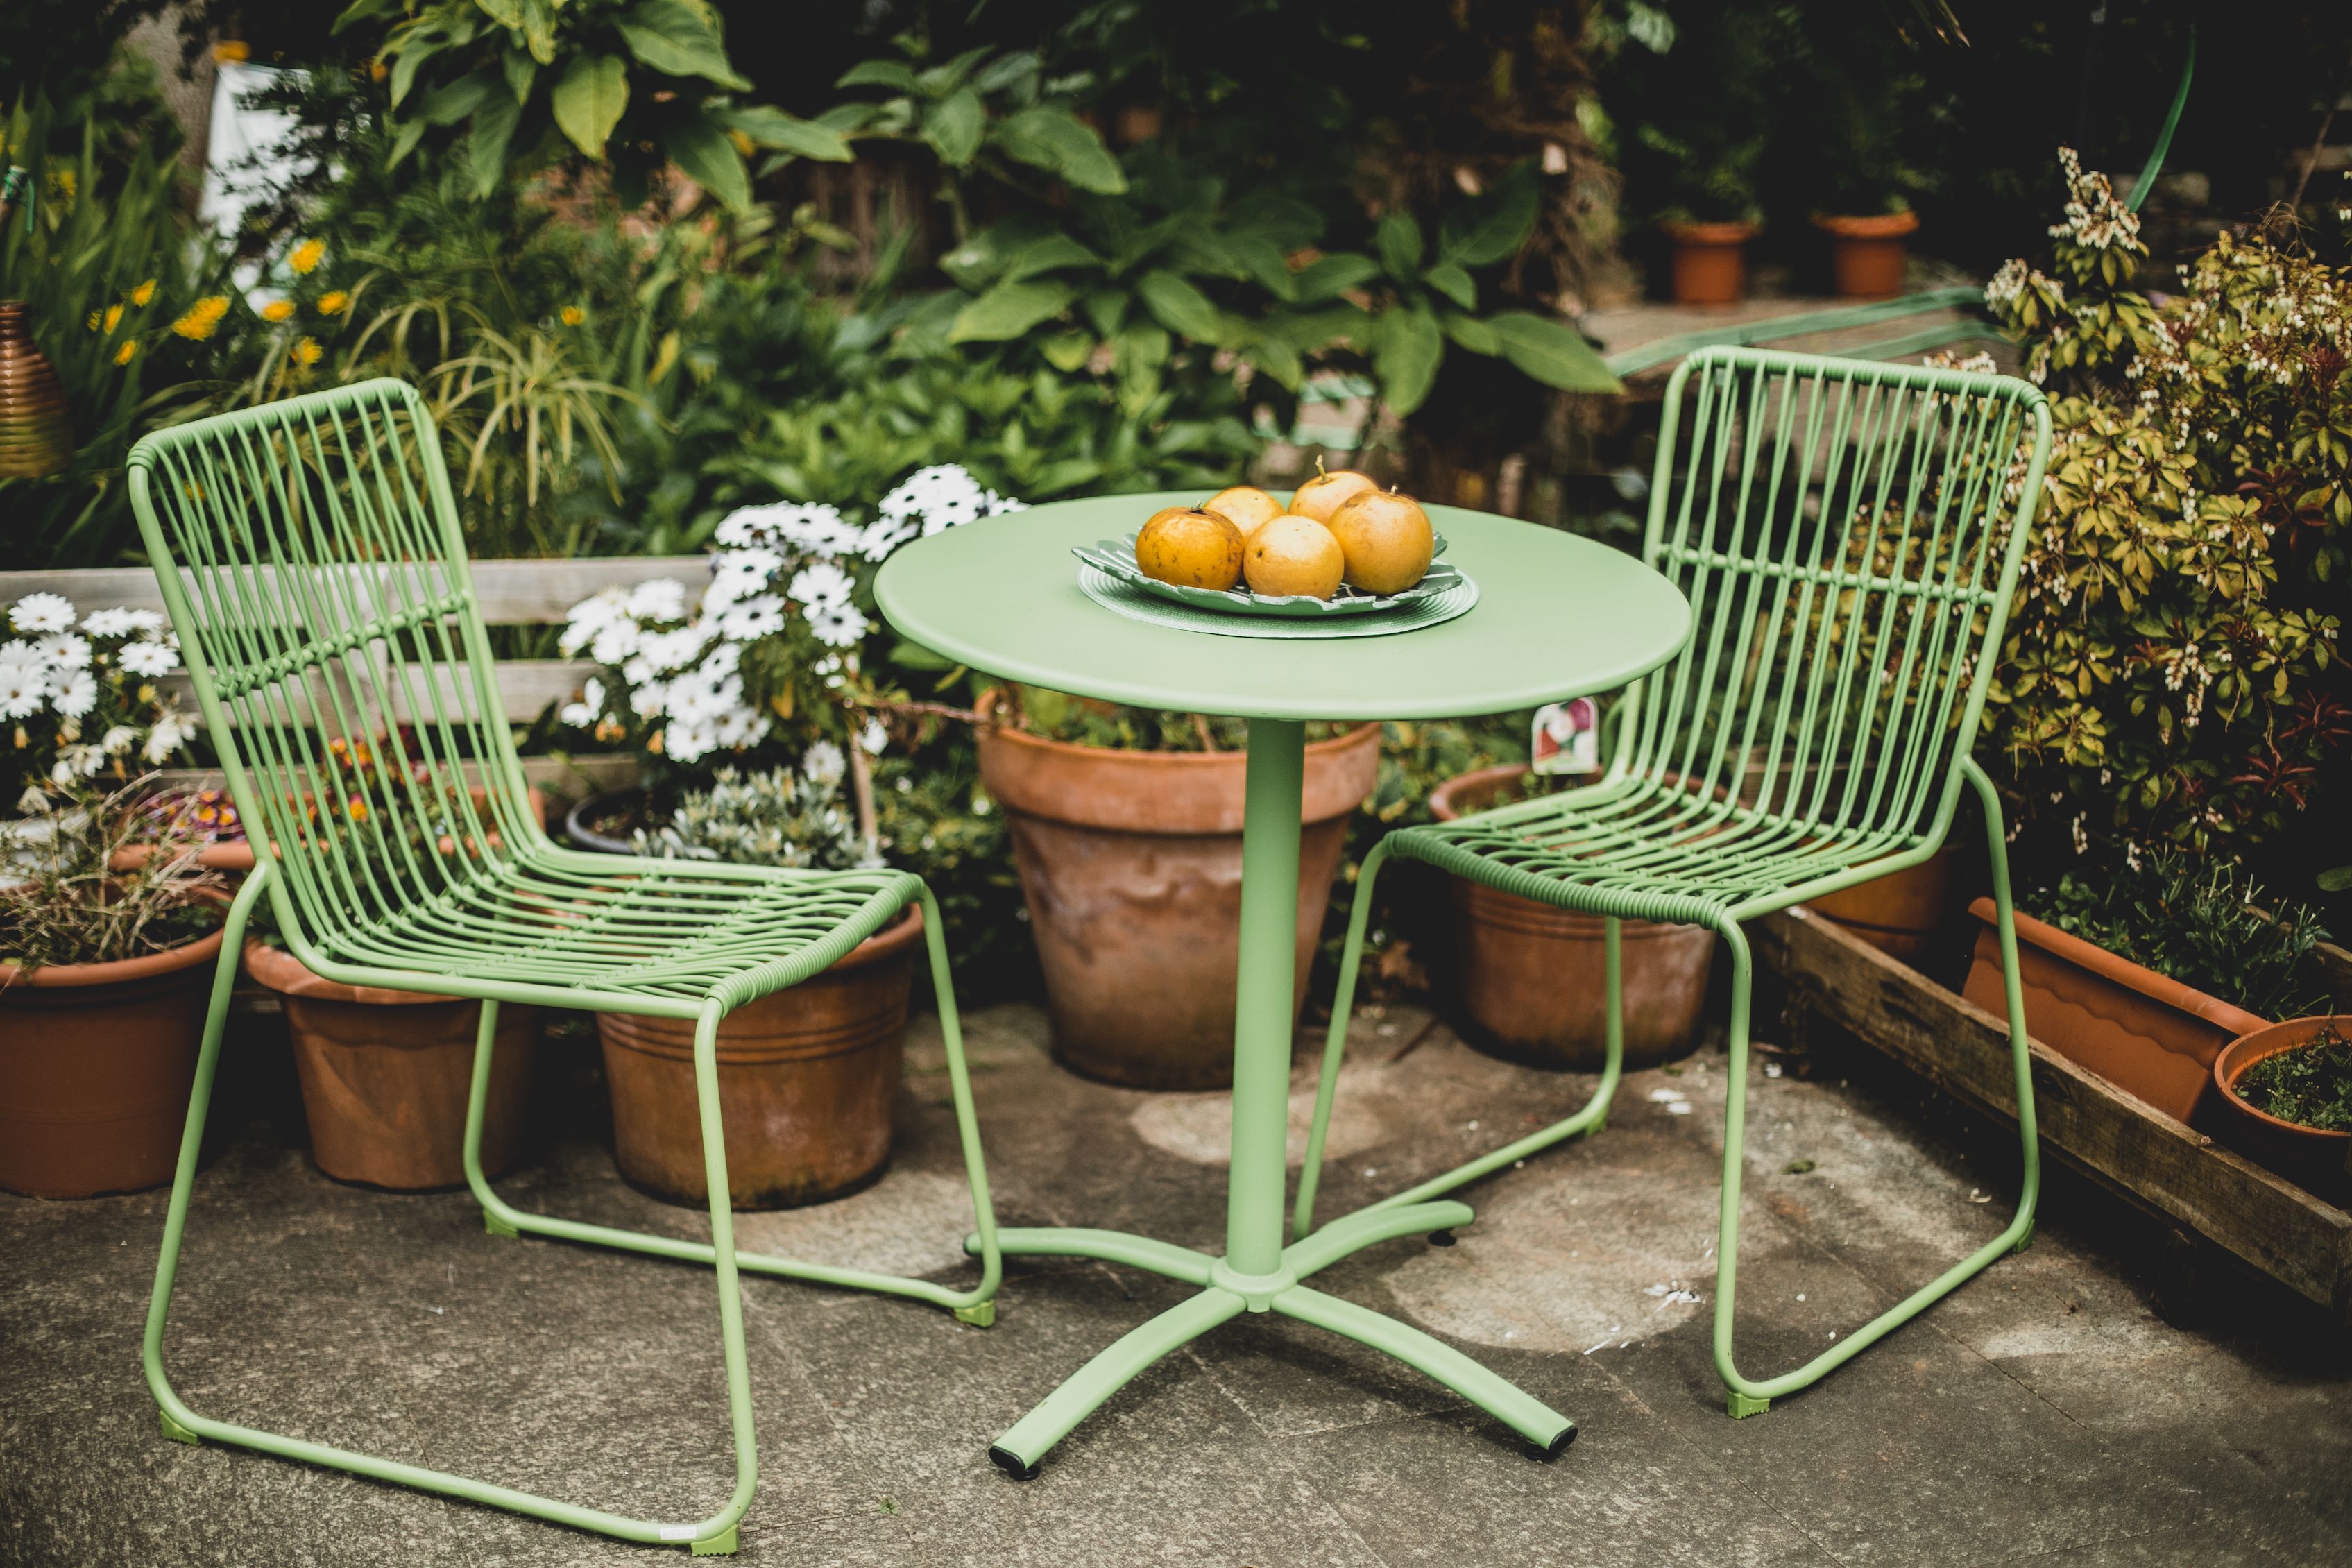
[1531,698,1599,776]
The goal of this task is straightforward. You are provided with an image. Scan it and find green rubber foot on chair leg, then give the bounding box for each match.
[953,1300,997,1328]
[688,1525,738,1556]
[158,1408,201,1445]
[1726,1390,1770,1419]
[2012,1218,2035,1254]
[483,1209,519,1238]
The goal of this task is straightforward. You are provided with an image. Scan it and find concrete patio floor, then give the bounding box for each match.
[4,998,2348,1568]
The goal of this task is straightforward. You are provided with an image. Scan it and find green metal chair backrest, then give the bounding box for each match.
[128,378,547,955]
[1623,346,2052,853]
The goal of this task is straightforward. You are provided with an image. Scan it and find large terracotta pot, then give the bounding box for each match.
[1961,898,2269,1123]
[977,700,1383,1090]
[2212,1016,2351,1195]
[243,941,538,1191]
[1814,211,1918,299]
[598,906,921,1208]
[1807,846,1960,967]
[0,906,227,1198]
[1429,765,1713,1071]
[1660,220,1758,306]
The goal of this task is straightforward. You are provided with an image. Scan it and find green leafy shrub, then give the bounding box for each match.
[631,759,874,871]
[2233,1025,2352,1133]
[1,781,224,973]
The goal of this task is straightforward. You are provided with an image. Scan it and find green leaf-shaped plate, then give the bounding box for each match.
[1072,532,1460,617]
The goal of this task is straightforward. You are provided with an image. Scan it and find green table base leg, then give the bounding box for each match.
[989,1290,1248,1477]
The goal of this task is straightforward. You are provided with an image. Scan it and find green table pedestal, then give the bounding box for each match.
[968,719,1574,1477]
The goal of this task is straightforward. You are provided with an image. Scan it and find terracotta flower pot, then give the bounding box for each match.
[1961,898,2269,1123]
[2212,1016,2351,1194]
[598,905,922,1209]
[1660,221,1759,306]
[1429,765,1713,1071]
[976,697,1382,1089]
[242,941,539,1191]
[1814,211,1918,300]
[1807,845,1959,966]
[0,903,228,1198]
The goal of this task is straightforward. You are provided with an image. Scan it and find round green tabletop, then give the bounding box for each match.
[876,491,1693,719]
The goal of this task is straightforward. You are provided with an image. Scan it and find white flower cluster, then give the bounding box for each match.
[631,756,879,873]
[1,595,197,780]
[2047,147,2141,253]
[559,467,1022,766]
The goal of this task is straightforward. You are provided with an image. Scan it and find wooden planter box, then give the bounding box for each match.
[1755,906,2352,1323]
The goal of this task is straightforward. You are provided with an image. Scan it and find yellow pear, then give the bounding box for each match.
[1201,485,1284,540]
[1243,514,1345,599]
[1289,461,1379,525]
[1327,487,1434,594]
[1134,506,1244,590]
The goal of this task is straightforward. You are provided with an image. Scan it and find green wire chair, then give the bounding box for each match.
[1295,345,2054,1418]
[128,378,1003,1556]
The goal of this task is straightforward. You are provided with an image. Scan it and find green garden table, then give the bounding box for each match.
[876,492,1692,1475]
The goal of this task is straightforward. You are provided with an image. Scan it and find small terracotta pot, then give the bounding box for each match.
[1807,846,1959,966]
[2212,1016,2351,1194]
[0,901,228,1198]
[1429,765,1713,1071]
[242,941,539,1191]
[1961,898,2269,1123]
[976,694,1382,1090]
[598,906,921,1208]
[1814,211,1918,300]
[1660,221,1759,306]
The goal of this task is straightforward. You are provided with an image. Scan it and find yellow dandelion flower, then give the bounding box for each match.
[130,279,157,306]
[292,336,322,368]
[262,298,295,323]
[315,290,350,316]
[101,303,124,334]
[171,296,231,341]
[289,239,325,275]
[87,310,101,330]
[114,340,137,365]
[559,305,584,326]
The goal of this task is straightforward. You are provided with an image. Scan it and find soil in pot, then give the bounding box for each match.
[1660,221,1757,306]
[1431,765,1713,1071]
[598,905,922,1208]
[1815,212,1918,299]
[2213,1016,2352,1195]
[977,701,1382,1091]
[565,786,653,855]
[1961,898,2269,1123]
[243,941,538,1191]
[0,903,228,1198]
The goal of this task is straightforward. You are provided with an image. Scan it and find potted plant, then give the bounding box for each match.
[977,686,1381,1089]
[237,733,543,1191]
[1961,852,2332,1123]
[1426,764,1713,1070]
[1796,56,1930,298]
[1807,845,1961,966]
[602,758,921,1207]
[0,784,227,1198]
[1609,12,1770,305]
[2213,1016,2351,1193]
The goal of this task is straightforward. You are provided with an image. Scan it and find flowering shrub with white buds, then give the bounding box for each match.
[558,466,1023,767]
[2,593,201,814]
[631,756,879,874]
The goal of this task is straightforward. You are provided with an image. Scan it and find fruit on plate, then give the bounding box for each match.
[1289,461,1379,525]
[1201,485,1284,540]
[1243,514,1345,599]
[1327,487,1433,594]
[1134,506,1245,590]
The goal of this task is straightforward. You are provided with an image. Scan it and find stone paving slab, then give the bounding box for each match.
[3,1002,2346,1567]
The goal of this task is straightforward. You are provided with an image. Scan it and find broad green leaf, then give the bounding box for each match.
[923,86,985,166]
[1374,303,1444,414]
[618,0,749,88]
[474,0,523,28]
[1290,252,1380,303]
[948,279,1081,343]
[1242,334,1303,391]
[991,105,1127,194]
[1438,161,1541,266]
[719,105,853,161]
[502,46,537,103]
[972,51,1039,94]
[1040,331,1094,373]
[1136,270,1225,343]
[1440,309,1499,355]
[1374,211,1425,280]
[333,0,404,36]
[1423,261,1476,311]
[1003,233,1102,282]
[517,0,556,63]
[388,115,427,169]
[918,46,994,97]
[417,71,491,126]
[1484,311,1624,393]
[1083,289,1129,337]
[551,53,629,159]
[665,113,751,211]
[468,87,523,196]
[837,58,922,93]
[1223,234,1296,299]
[388,38,440,108]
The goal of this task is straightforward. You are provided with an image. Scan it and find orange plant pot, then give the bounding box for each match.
[1961,898,2269,1123]
[1660,221,1758,305]
[2213,1016,2352,1195]
[1807,845,1959,966]
[1815,211,1919,300]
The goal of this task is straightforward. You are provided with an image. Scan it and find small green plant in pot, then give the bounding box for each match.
[601,758,920,1208]
[0,782,228,1198]
[2213,1018,2352,1194]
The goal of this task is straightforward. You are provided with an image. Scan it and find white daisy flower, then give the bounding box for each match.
[144,708,199,762]
[559,676,606,728]
[589,620,642,665]
[624,579,689,623]
[713,706,769,749]
[83,606,164,638]
[808,601,869,647]
[559,588,631,656]
[771,504,861,558]
[121,640,182,676]
[51,668,98,717]
[859,718,888,755]
[715,596,785,640]
[10,593,77,633]
[665,719,718,763]
[51,744,108,783]
[699,642,744,679]
[789,561,853,608]
[628,681,670,719]
[639,624,713,673]
[0,646,48,719]
[37,633,92,670]
[802,740,846,787]
[100,724,141,755]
